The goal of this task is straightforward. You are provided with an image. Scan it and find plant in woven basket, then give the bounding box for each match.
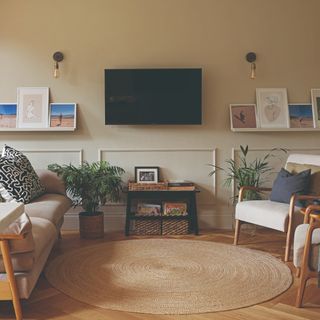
[48,161,125,238]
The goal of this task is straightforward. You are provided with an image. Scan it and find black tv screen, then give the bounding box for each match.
[105,68,202,125]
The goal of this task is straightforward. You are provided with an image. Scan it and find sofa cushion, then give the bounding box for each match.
[25,193,71,227]
[293,223,320,270]
[0,146,45,203]
[0,217,57,272]
[36,169,66,196]
[270,168,311,204]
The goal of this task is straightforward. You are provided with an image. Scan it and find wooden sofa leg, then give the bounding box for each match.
[0,240,22,320]
[295,274,309,308]
[234,219,241,245]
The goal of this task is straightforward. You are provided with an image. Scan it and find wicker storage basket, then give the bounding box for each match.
[128,181,168,191]
[162,219,189,235]
[132,219,161,235]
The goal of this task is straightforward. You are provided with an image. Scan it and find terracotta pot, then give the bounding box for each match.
[79,211,104,239]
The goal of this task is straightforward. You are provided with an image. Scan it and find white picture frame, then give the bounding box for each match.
[49,103,77,128]
[256,88,289,128]
[17,87,49,128]
[0,103,17,128]
[230,104,258,129]
[311,88,320,128]
[288,103,315,128]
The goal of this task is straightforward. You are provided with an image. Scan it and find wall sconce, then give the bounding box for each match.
[53,51,64,78]
[246,52,256,79]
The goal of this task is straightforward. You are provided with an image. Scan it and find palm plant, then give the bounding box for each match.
[209,145,286,201]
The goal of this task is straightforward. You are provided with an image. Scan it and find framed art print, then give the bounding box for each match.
[256,88,289,128]
[17,87,49,128]
[135,166,160,183]
[49,103,77,128]
[311,89,320,128]
[288,103,314,128]
[230,104,258,129]
[0,103,17,128]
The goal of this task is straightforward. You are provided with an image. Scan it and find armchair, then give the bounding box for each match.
[294,205,320,307]
[234,154,320,262]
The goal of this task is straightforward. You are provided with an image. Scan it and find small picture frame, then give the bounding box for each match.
[256,88,289,128]
[230,104,258,129]
[17,87,49,128]
[288,103,314,128]
[0,103,17,128]
[135,166,160,183]
[49,103,77,128]
[311,89,320,128]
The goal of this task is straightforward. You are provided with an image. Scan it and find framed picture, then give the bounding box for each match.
[0,103,17,128]
[135,166,160,183]
[49,103,77,128]
[17,87,49,128]
[288,103,314,128]
[311,89,320,128]
[230,104,258,129]
[256,88,289,128]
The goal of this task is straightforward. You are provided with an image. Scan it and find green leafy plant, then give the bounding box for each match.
[48,161,125,214]
[209,145,286,201]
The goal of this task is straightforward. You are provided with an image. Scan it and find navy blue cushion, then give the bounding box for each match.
[270,168,311,204]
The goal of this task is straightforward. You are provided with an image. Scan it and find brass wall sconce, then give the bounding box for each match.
[246,52,256,79]
[53,51,64,78]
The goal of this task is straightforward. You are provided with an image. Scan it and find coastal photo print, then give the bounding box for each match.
[288,103,314,128]
[230,104,257,129]
[49,103,77,128]
[0,103,17,128]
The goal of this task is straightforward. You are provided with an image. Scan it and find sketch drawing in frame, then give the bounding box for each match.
[311,89,320,128]
[17,87,49,128]
[288,103,314,128]
[256,88,289,128]
[49,103,77,128]
[230,104,258,129]
[0,103,17,128]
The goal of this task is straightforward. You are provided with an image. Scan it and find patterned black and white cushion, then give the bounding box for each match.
[0,146,45,203]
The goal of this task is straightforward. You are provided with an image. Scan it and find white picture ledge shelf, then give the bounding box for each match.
[0,127,76,132]
[231,128,320,132]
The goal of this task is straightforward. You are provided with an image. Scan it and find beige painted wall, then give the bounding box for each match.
[1,0,320,229]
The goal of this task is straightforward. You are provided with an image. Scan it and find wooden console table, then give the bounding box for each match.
[124,189,199,236]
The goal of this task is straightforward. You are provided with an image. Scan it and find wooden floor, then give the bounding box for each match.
[0,229,319,320]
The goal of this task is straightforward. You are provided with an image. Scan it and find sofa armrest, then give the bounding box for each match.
[35,169,67,195]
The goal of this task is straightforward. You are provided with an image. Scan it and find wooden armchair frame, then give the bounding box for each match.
[234,185,320,262]
[295,205,320,308]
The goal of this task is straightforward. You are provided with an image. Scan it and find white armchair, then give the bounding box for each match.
[234,154,320,262]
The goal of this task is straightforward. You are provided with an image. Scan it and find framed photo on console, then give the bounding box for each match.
[17,87,49,128]
[256,88,289,128]
[230,104,258,129]
[135,166,160,184]
[311,89,320,128]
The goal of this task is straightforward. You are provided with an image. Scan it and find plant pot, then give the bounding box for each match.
[79,211,104,239]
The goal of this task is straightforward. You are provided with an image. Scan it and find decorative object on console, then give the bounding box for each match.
[163,202,187,216]
[230,104,258,129]
[245,52,257,79]
[48,161,125,239]
[0,145,45,203]
[49,103,77,128]
[137,203,161,216]
[53,51,64,78]
[256,88,289,128]
[135,166,160,183]
[288,103,314,128]
[0,104,17,128]
[311,88,320,127]
[17,87,49,128]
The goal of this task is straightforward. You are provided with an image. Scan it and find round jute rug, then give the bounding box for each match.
[45,239,292,314]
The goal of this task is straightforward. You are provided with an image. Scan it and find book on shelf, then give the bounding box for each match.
[136,203,161,216]
[168,180,195,187]
[168,185,195,191]
[163,202,188,216]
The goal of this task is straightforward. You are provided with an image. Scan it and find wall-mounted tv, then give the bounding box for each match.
[105,68,202,125]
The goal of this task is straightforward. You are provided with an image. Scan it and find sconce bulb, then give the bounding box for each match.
[250,62,256,80]
[54,62,59,78]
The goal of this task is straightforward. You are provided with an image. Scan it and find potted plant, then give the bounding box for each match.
[48,161,125,239]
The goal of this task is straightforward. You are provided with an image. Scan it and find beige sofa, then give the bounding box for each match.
[0,169,71,300]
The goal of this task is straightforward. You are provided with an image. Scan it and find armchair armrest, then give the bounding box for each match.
[300,204,320,224]
[238,186,272,202]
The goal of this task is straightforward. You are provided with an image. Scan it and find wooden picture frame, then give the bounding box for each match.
[17,87,49,128]
[49,103,77,128]
[311,89,320,128]
[256,88,289,128]
[135,166,160,183]
[0,103,17,128]
[288,103,314,128]
[230,104,258,129]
